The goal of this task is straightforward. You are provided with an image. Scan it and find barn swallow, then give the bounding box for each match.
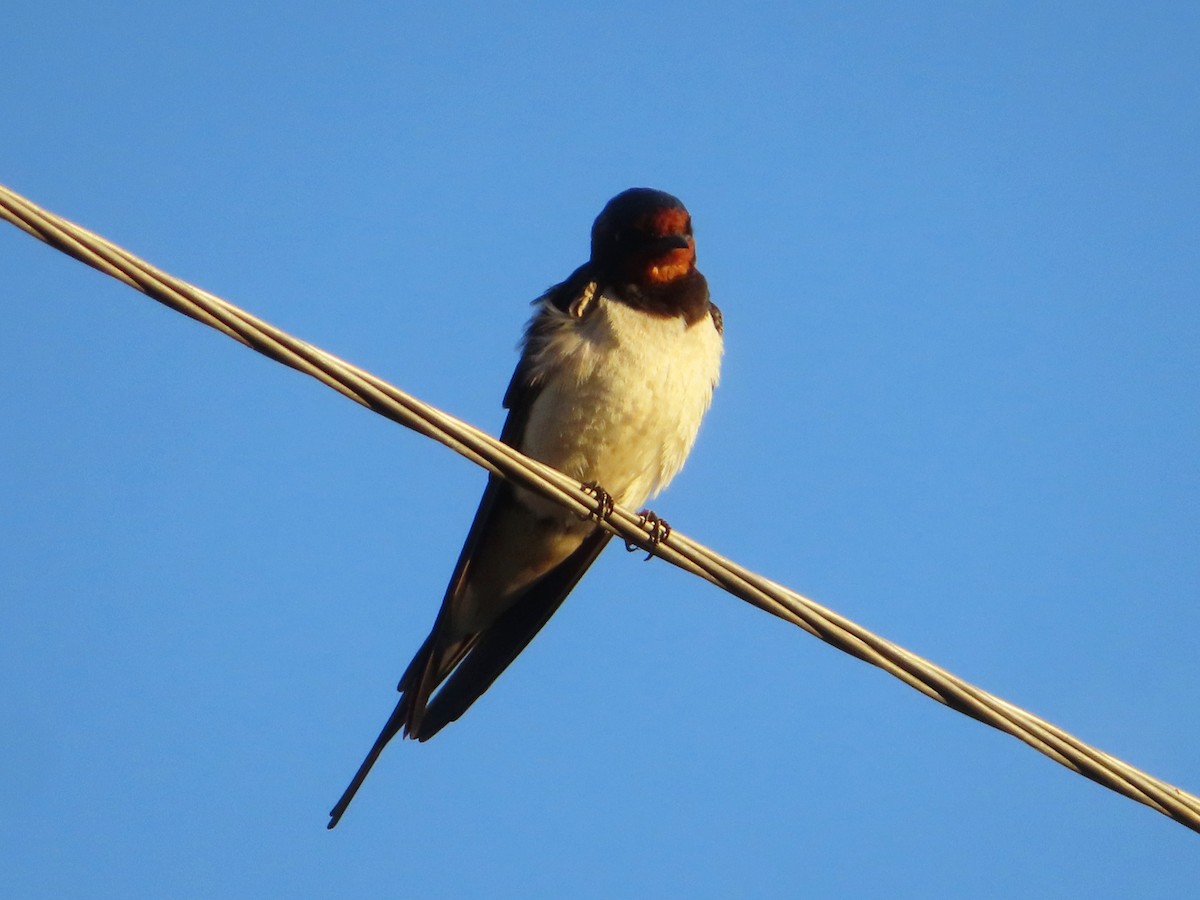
[328,187,723,828]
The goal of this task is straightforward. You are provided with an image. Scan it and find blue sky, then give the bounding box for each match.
[2,3,1198,897]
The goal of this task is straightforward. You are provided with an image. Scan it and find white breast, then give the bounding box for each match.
[519,294,723,519]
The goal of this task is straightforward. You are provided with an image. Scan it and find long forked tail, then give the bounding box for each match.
[326,529,612,828]
[327,697,407,829]
[414,529,612,740]
[326,632,460,829]
[329,622,479,828]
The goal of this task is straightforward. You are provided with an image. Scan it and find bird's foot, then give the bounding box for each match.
[625,509,670,560]
[579,481,615,522]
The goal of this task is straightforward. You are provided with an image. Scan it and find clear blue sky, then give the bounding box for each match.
[3,3,1198,897]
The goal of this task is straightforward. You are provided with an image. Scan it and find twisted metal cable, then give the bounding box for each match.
[3,181,1197,834]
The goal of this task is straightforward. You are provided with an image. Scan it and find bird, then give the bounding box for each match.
[328,187,723,828]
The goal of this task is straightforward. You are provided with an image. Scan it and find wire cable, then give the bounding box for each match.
[2,181,1196,834]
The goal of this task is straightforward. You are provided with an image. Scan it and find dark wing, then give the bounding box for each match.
[396,268,601,735]
[415,526,612,739]
[402,269,604,734]
[328,271,605,828]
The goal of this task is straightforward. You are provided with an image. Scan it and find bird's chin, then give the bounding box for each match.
[645,247,695,283]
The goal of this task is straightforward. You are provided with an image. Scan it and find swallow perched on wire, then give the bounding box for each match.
[328,187,723,827]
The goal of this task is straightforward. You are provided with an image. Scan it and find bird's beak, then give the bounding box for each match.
[655,234,692,252]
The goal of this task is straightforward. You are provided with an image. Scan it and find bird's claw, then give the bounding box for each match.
[579,481,615,522]
[625,509,670,560]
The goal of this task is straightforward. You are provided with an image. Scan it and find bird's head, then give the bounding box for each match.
[590,188,697,286]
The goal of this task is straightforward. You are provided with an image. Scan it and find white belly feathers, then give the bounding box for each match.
[519,294,723,519]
